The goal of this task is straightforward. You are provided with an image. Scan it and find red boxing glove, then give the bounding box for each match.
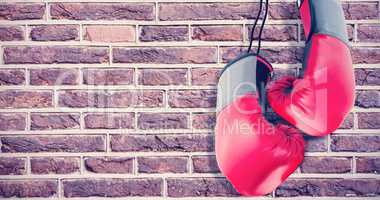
[267,0,355,136]
[215,53,304,196]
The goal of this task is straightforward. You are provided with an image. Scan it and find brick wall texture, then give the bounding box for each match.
[0,0,379,199]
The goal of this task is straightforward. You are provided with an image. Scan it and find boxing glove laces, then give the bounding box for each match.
[215,0,305,196]
[267,0,355,136]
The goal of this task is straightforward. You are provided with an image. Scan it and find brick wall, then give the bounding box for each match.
[0,0,379,199]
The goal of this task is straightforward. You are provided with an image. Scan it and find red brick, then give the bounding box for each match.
[0,113,26,131]
[4,46,109,64]
[167,178,239,197]
[331,136,380,152]
[356,157,380,173]
[358,112,380,129]
[305,136,327,152]
[0,90,52,108]
[355,90,379,108]
[113,47,217,64]
[83,68,134,85]
[355,68,380,86]
[138,157,188,173]
[0,26,24,41]
[191,68,220,86]
[139,69,187,85]
[352,48,380,64]
[140,25,188,42]
[0,3,45,20]
[111,134,213,152]
[221,46,302,64]
[51,3,155,20]
[343,2,379,20]
[84,25,135,42]
[58,90,163,108]
[85,157,134,174]
[84,113,134,129]
[1,135,105,153]
[31,157,80,174]
[0,69,25,85]
[159,3,261,21]
[0,180,57,198]
[30,113,80,130]
[63,178,162,197]
[30,68,78,85]
[192,155,220,173]
[138,112,188,129]
[0,157,26,175]
[192,25,242,41]
[268,3,298,19]
[247,24,297,41]
[169,90,216,108]
[192,112,216,129]
[30,25,79,41]
[276,179,380,197]
[357,24,380,42]
[300,157,351,173]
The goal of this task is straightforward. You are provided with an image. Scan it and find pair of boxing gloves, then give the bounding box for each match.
[215,0,355,196]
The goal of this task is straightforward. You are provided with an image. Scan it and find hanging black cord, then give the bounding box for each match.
[247,0,263,53]
[256,0,269,55]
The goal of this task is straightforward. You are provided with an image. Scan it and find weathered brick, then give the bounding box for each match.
[356,157,380,173]
[84,113,134,129]
[300,157,351,173]
[167,178,239,197]
[0,113,26,131]
[31,157,80,174]
[85,157,133,173]
[247,24,297,41]
[305,136,327,152]
[59,90,163,108]
[358,112,380,129]
[355,90,380,108]
[339,113,354,129]
[83,68,134,85]
[63,178,162,197]
[0,3,45,20]
[0,26,24,41]
[138,112,188,129]
[0,157,26,175]
[0,69,25,85]
[276,179,380,197]
[192,112,216,129]
[138,157,187,173]
[191,68,220,86]
[113,47,217,64]
[343,2,379,20]
[1,135,105,153]
[84,25,135,42]
[159,3,261,21]
[268,3,298,19]
[30,113,80,130]
[358,24,380,42]
[192,25,242,41]
[331,136,380,152]
[168,90,217,108]
[111,134,213,152]
[355,68,380,86]
[0,90,52,108]
[4,46,109,64]
[30,25,79,41]
[139,69,187,85]
[140,26,188,42]
[192,155,220,173]
[0,180,57,198]
[30,68,78,85]
[352,48,380,64]
[51,3,155,20]
[221,47,302,64]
